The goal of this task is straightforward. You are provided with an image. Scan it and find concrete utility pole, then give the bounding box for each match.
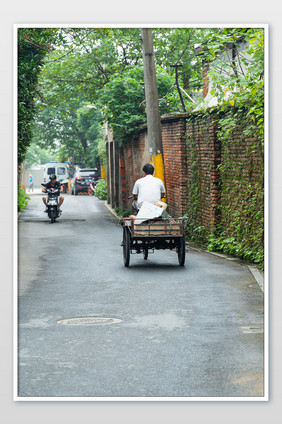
[141,28,166,192]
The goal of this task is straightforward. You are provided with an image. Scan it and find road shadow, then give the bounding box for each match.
[122,261,187,270]
[19,218,86,223]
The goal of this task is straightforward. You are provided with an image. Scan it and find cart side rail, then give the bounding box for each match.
[122,217,187,237]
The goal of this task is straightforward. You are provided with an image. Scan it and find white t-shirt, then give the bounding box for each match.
[132,174,165,206]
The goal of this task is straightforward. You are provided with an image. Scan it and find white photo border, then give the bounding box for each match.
[13,22,269,403]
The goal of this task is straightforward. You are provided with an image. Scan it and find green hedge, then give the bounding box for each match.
[18,186,30,212]
[95,179,107,200]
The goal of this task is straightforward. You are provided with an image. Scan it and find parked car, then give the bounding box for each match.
[71,168,101,195]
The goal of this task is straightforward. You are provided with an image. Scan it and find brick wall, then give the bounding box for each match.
[121,131,148,210]
[161,115,187,216]
[119,113,220,224]
[186,113,220,232]
[120,116,188,216]
[113,111,263,246]
[220,128,264,235]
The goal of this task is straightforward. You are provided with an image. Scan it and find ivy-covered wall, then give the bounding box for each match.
[185,112,220,242]
[116,108,264,266]
[185,109,264,266]
[217,119,264,265]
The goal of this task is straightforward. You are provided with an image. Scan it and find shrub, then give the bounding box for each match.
[208,231,264,269]
[114,206,132,218]
[18,186,29,212]
[95,179,107,200]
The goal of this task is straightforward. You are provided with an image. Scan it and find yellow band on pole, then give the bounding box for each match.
[101,164,106,179]
[151,153,166,202]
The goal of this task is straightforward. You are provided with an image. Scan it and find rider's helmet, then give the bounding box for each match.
[49,174,57,180]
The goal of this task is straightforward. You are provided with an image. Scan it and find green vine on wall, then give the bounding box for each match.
[211,106,264,268]
[185,112,215,245]
[185,106,264,269]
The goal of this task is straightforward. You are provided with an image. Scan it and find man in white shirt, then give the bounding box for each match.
[132,163,165,210]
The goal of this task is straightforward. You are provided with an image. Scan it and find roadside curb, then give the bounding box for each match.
[247,266,264,292]
[104,202,121,221]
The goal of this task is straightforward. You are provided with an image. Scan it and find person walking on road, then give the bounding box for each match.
[28,174,34,192]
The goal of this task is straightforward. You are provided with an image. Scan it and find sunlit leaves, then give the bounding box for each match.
[200,28,264,139]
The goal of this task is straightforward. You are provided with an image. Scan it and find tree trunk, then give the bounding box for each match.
[80,136,87,153]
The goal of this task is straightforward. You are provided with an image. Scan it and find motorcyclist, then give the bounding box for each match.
[42,174,64,211]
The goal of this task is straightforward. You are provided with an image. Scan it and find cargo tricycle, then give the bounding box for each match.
[121,216,187,267]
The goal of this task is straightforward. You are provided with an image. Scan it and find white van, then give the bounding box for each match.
[43,162,70,192]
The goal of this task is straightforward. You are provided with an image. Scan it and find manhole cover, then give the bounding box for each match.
[57,317,122,326]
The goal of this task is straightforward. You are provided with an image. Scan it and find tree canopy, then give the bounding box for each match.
[18,26,265,166]
[18,28,57,163]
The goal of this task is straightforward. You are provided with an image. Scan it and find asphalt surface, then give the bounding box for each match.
[17,190,265,399]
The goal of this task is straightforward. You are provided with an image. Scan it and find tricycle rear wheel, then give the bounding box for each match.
[178,236,186,266]
[123,227,131,267]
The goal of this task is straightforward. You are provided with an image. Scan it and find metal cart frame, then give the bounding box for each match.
[121,217,187,267]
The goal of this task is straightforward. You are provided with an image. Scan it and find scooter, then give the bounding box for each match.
[41,183,62,223]
[87,179,96,196]
[58,178,69,193]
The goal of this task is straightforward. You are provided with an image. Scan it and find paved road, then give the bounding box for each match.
[17,191,264,398]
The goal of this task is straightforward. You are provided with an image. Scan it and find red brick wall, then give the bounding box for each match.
[116,112,263,240]
[161,116,187,216]
[120,117,188,216]
[121,131,147,210]
[120,114,219,223]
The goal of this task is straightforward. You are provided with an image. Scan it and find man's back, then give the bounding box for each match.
[133,174,165,206]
